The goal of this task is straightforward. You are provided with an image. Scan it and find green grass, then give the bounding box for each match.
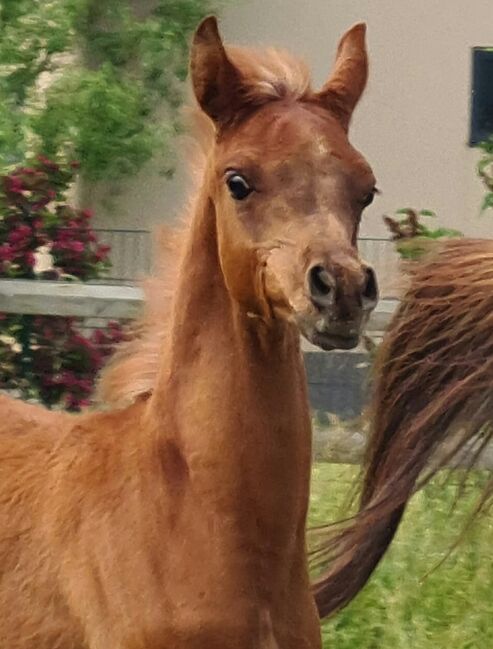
[308,464,493,649]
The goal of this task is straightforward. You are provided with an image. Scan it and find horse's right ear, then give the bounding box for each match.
[190,16,244,126]
[316,23,368,131]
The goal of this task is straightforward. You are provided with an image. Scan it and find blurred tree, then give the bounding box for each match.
[0,0,230,181]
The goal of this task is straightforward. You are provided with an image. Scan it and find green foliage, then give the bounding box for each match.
[309,463,493,649]
[395,208,436,218]
[0,0,229,180]
[477,137,493,213]
[33,65,161,180]
[384,208,463,261]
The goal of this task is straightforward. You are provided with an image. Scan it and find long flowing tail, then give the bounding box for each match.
[310,238,493,618]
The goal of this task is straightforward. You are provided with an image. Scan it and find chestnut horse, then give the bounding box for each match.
[312,238,493,618]
[0,17,378,649]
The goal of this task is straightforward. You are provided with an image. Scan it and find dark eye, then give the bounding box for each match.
[361,187,378,208]
[226,173,252,200]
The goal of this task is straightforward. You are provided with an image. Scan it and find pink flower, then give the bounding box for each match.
[70,241,85,254]
[69,333,92,349]
[31,200,49,211]
[80,209,94,220]
[37,156,59,171]
[42,326,55,341]
[60,371,77,388]
[24,251,35,268]
[5,176,24,194]
[8,225,31,245]
[78,379,93,393]
[91,329,107,345]
[94,244,110,262]
[56,229,72,242]
[0,245,15,262]
[65,394,79,410]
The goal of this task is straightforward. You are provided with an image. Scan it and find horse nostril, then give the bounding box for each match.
[362,266,378,304]
[308,265,334,303]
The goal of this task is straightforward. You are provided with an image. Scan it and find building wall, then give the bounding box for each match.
[90,0,493,244]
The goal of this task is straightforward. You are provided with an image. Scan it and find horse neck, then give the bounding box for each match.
[149,187,313,550]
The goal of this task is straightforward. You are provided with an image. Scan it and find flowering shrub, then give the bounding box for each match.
[0,157,127,410]
[0,156,110,279]
[0,314,126,410]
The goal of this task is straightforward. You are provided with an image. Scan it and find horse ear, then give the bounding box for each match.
[316,23,368,131]
[190,16,244,126]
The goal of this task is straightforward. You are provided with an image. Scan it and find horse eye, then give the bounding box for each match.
[361,188,376,208]
[226,174,252,200]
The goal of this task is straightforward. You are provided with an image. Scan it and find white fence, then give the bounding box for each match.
[0,279,398,330]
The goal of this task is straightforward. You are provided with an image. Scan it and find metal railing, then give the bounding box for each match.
[96,229,401,297]
[93,229,152,283]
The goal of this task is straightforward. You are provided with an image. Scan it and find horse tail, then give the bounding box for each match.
[310,238,493,619]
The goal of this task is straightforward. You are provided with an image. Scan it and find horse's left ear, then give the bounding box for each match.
[190,16,244,126]
[316,23,368,131]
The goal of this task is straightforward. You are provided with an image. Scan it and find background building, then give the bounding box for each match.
[85,1,492,288]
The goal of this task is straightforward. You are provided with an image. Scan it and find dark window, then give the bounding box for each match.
[470,47,493,146]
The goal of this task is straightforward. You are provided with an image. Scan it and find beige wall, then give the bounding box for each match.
[90,0,493,242]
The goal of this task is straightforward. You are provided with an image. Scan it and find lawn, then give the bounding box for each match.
[308,463,493,649]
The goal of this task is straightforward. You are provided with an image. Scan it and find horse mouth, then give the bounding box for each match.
[306,330,361,351]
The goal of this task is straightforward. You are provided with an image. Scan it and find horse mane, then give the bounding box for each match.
[309,237,493,618]
[96,45,313,408]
